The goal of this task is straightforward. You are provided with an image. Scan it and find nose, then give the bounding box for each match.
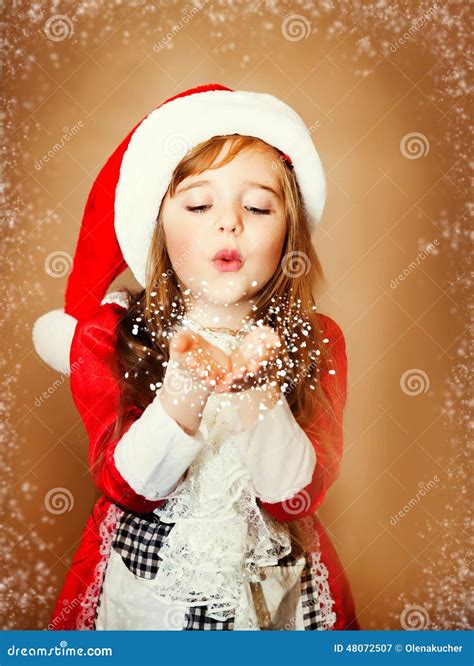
[215,206,243,234]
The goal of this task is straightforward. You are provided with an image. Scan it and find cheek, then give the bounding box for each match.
[165,233,190,264]
[162,215,208,287]
[163,216,200,265]
[248,220,286,276]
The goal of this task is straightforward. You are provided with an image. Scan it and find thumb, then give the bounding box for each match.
[169,330,196,358]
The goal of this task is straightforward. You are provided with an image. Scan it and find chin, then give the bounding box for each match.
[205,282,249,305]
[208,290,244,306]
[183,272,263,304]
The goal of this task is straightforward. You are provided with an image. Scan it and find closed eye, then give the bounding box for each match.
[186,205,210,213]
[186,205,272,215]
[245,206,271,215]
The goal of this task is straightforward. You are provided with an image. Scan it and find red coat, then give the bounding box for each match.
[48,302,360,631]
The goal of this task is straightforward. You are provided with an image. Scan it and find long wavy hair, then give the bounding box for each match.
[112,134,338,551]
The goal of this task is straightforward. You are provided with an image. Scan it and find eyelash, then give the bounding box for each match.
[186,205,271,215]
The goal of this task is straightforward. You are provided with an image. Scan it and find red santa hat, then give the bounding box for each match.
[32,83,327,374]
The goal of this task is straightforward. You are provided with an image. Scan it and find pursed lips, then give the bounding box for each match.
[211,247,243,272]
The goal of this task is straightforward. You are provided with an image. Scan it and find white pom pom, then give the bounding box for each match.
[32,309,78,374]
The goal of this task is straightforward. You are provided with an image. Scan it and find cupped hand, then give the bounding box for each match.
[169,325,282,394]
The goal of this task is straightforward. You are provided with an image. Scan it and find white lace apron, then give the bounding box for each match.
[150,317,296,630]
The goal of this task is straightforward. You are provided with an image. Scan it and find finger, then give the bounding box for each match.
[228,349,247,380]
[186,351,228,390]
[171,330,235,392]
[213,372,234,394]
[241,328,281,362]
[229,328,280,379]
[170,330,196,355]
[254,329,281,358]
[184,355,197,369]
[187,334,228,371]
[227,373,261,393]
[172,332,213,373]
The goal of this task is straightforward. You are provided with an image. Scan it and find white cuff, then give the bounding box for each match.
[114,393,206,500]
[232,398,316,503]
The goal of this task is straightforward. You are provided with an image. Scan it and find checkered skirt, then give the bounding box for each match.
[93,508,326,630]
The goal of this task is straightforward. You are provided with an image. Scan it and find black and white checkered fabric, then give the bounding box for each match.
[300,568,325,630]
[111,509,173,579]
[93,507,325,630]
[183,605,235,630]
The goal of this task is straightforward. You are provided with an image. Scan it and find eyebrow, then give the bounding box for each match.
[176,179,281,197]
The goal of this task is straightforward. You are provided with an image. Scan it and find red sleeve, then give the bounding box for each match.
[259,314,348,521]
[69,302,166,514]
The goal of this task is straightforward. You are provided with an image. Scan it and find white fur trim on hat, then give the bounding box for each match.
[32,309,78,375]
[101,290,129,309]
[114,89,326,287]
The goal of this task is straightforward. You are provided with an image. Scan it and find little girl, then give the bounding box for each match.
[33,83,360,631]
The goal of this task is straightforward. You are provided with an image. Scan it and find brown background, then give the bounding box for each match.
[2,1,470,630]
